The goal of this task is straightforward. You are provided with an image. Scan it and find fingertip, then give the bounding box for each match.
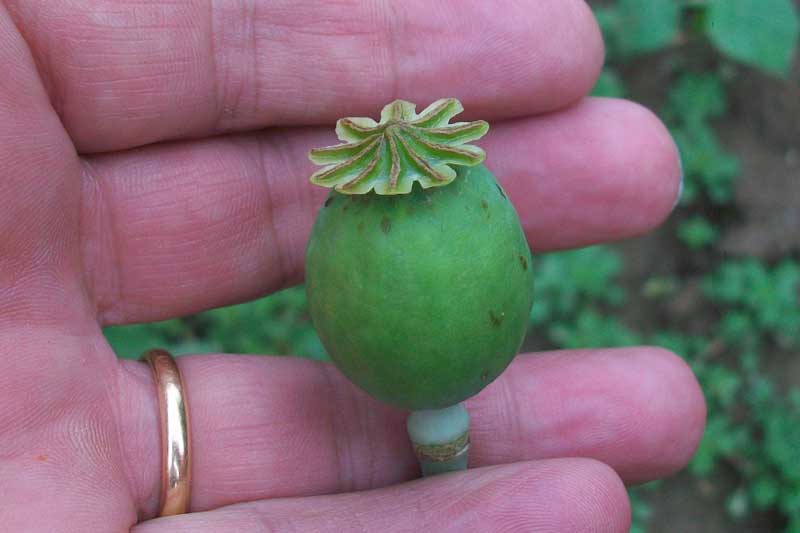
[611,347,706,482]
[489,97,684,250]
[570,458,632,533]
[574,97,682,242]
[601,98,683,228]
[470,347,707,485]
[638,347,707,476]
[518,458,631,533]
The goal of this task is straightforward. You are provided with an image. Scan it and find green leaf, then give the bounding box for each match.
[205,286,327,359]
[707,0,800,77]
[718,312,758,346]
[104,285,328,360]
[751,475,780,508]
[783,490,800,516]
[703,259,800,347]
[789,512,800,533]
[104,320,188,359]
[549,310,641,349]
[690,415,733,475]
[678,216,718,249]
[529,246,624,323]
[628,487,653,533]
[615,0,682,56]
[664,73,727,123]
[593,6,619,40]
[591,68,626,98]
[706,365,742,407]
[672,122,739,205]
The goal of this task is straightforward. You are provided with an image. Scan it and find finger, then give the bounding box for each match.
[82,97,681,325]
[9,0,603,152]
[132,459,630,533]
[118,347,703,516]
[0,2,86,326]
[0,6,134,531]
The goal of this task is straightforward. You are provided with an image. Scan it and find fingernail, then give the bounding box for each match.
[671,152,684,211]
[672,173,684,211]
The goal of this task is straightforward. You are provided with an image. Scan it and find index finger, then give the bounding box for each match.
[10,0,603,152]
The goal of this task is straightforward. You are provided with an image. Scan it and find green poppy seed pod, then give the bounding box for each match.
[305,99,534,474]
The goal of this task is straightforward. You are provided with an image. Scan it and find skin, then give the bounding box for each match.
[0,1,703,531]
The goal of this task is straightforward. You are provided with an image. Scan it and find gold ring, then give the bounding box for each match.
[140,349,192,516]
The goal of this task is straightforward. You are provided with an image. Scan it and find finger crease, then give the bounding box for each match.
[207,0,224,132]
[254,136,291,290]
[319,363,352,493]
[79,159,123,323]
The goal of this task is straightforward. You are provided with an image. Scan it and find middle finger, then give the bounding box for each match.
[82,98,681,325]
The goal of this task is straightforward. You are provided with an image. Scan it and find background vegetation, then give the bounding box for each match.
[105,1,800,531]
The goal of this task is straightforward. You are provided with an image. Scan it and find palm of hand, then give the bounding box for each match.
[0,2,703,531]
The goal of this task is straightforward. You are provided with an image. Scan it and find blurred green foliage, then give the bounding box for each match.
[104,319,200,359]
[706,0,800,76]
[529,246,624,323]
[103,1,800,531]
[596,0,681,58]
[106,286,326,361]
[203,288,327,359]
[664,73,740,206]
[677,215,718,249]
[705,260,800,348]
[595,0,800,76]
[591,68,627,98]
[591,0,800,531]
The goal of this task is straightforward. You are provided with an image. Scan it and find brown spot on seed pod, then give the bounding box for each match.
[481,370,489,381]
[489,310,504,327]
[380,216,391,233]
[357,222,365,231]
[324,196,334,207]
[519,255,528,270]
[480,199,488,210]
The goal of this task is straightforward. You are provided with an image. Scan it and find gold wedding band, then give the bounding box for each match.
[140,349,192,516]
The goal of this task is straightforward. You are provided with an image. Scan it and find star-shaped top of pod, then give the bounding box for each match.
[308,98,489,195]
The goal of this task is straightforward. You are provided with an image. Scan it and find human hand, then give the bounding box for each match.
[0,1,704,531]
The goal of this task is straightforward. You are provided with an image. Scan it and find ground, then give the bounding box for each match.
[606,36,800,533]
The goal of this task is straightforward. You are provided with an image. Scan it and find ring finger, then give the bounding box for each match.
[118,346,705,517]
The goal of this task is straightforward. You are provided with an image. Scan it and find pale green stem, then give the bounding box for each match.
[407,403,470,477]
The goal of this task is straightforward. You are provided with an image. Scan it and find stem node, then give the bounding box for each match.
[407,403,470,477]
